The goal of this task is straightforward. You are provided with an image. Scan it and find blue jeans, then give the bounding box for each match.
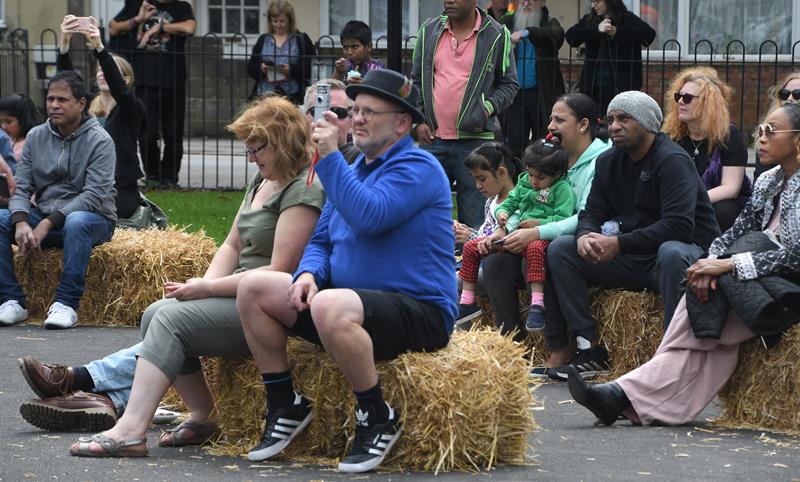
[85,342,140,414]
[421,138,488,229]
[0,209,115,309]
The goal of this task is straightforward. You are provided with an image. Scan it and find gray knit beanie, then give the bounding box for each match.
[606,91,664,133]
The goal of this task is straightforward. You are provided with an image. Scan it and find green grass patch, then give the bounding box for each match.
[146,189,245,246]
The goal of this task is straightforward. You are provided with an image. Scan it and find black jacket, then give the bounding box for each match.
[577,133,721,254]
[500,7,566,137]
[687,233,800,347]
[57,48,146,219]
[565,11,655,94]
[247,32,315,104]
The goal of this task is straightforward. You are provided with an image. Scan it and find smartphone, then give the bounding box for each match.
[75,16,92,31]
[0,175,10,199]
[490,239,505,252]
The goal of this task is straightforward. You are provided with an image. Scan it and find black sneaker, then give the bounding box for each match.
[529,366,557,380]
[338,404,403,473]
[552,346,611,381]
[455,303,482,328]
[247,392,314,461]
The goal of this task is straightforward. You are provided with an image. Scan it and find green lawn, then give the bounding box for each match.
[146,189,245,245]
[146,189,459,246]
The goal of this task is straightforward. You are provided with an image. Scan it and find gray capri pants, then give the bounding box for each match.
[136,297,251,381]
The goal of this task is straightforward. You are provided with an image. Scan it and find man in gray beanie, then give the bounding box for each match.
[534,91,721,382]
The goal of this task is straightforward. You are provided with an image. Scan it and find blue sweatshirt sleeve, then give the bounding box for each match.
[314,145,443,236]
[293,200,334,287]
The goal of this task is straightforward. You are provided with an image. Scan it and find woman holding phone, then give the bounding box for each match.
[57,15,146,219]
[247,0,315,104]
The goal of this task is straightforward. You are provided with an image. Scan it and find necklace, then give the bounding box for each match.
[689,137,705,158]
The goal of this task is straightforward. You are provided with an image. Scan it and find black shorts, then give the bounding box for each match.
[290,289,450,361]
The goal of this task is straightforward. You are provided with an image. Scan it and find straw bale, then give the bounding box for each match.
[199,329,536,472]
[15,227,216,327]
[476,289,663,377]
[715,324,800,434]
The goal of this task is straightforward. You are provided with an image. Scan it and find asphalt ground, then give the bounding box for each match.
[1,324,799,481]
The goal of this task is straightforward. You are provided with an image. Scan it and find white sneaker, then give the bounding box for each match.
[0,300,28,326]
[43,302,78,329]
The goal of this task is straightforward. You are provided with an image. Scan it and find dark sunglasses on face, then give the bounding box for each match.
[673,92,699,104]
[778,88,800,101]
[756,123,800,138]
[306,106,350,119]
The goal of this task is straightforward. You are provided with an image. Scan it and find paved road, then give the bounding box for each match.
[1,324,799,481]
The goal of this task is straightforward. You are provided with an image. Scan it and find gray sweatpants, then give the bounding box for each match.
[137,297,250,381]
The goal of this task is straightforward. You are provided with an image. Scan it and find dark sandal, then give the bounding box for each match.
[69,433,148,457]
[158,420,219,447]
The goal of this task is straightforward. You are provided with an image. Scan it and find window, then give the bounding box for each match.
[323,0,443,44]
[208,0,261,35]
[587,0,799,58]
[0,0,5,29]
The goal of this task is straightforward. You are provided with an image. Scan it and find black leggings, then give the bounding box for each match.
[714,199,743,233]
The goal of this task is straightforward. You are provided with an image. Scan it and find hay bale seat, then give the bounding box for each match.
[476,289,664,378]
[477,288,800,434]
[187,329,536,472]
[14,227,216,327]
[716,324,800,434]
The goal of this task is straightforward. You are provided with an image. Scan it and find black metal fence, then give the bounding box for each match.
[1,28,798,189]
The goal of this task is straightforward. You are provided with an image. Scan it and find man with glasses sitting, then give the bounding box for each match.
[236,69,457,473]
[302,79,360,164]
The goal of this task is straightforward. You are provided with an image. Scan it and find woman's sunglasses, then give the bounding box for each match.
[673,92,699,104]
[756,123,800,138]
[777,88,800,101]
[306,106,350,120]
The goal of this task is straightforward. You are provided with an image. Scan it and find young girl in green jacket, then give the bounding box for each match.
[459,139,576,331]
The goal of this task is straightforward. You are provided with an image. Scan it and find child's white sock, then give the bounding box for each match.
[460,290,475,305]
[576,336,591,350]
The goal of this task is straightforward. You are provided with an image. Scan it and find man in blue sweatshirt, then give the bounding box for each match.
[236,69,457,474]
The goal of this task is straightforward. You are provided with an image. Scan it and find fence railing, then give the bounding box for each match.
[1,29,798,189]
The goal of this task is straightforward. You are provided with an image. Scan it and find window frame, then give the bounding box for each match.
[0,0,5,29]
[627,0,800,62]
[205,0,263,37]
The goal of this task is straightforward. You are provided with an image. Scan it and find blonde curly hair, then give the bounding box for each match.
[226,95,311,180]
[662,67,732,153]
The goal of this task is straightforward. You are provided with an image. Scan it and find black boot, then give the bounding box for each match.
[566,366,631,426]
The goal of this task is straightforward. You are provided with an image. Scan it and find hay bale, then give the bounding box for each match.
[200,329,536,472]
[592,290,664,378]
[716,324,800,434]
[476,289,663,377]
[15,227,216,326]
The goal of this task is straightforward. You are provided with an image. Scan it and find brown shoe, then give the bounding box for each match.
[19,390,117,431]
[18,356,75,398]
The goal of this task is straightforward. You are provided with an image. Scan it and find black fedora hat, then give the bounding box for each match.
[345,69,424,123]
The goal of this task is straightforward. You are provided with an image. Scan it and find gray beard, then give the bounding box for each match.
[513,8,542,31]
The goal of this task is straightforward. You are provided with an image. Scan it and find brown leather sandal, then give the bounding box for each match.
[69,433,148,457]
[158,420,219,447]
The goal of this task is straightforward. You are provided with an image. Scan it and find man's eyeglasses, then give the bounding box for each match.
[351,106,405,122]
[756,123,800,138]
[778,88,800,102]
[244,143,268,157]
[673,92,699,104]
[306,106,351,120]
